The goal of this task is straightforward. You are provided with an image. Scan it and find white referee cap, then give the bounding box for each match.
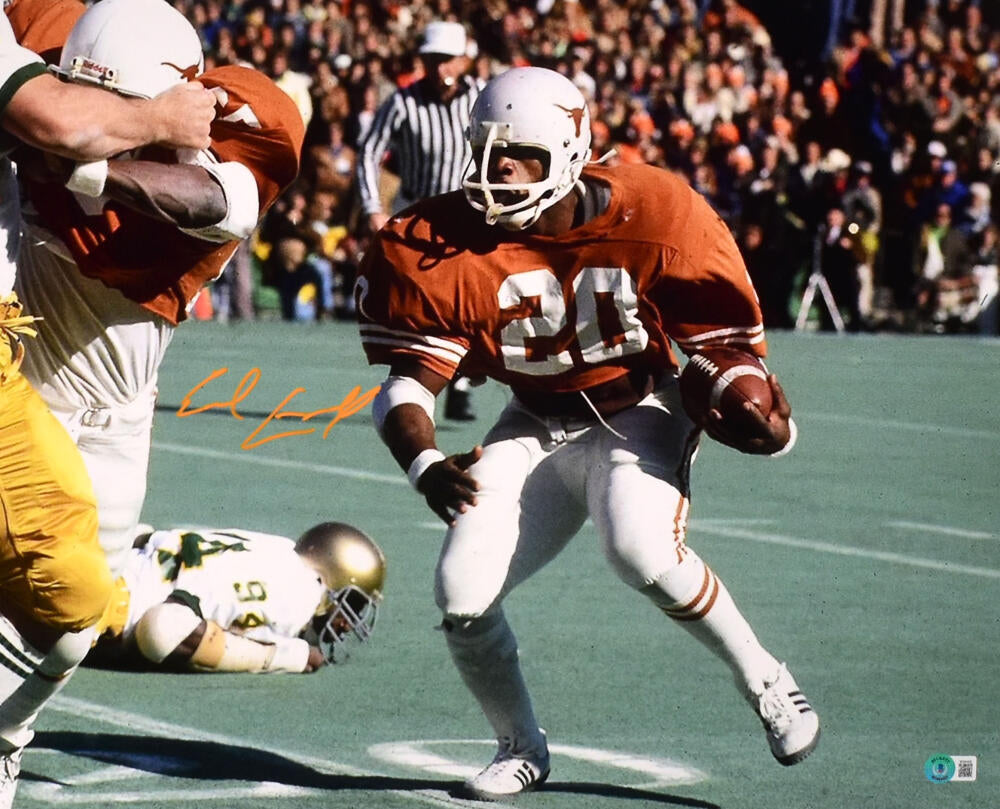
[419,21,471,57]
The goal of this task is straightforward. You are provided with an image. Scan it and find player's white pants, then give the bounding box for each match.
[435,376,698,617]
[45,393,156,576]
[15,235,172,576]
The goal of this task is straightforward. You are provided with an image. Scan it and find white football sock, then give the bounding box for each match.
[642,550,780,695]
[0,626,96,752]
[0,615,46,754]
[443,611,546,756]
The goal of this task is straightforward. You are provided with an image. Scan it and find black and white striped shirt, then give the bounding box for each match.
[357,75,483,216]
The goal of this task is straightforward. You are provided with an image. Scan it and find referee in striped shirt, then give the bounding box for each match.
[357,21,484,421]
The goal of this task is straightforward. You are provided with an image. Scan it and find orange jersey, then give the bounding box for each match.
[23,65,303,325]
[5,0,83,64]
[357,163,765,397]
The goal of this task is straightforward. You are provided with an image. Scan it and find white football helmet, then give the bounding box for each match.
[463,67,591,230]
[296,523,386,664]
[52,0,204,99]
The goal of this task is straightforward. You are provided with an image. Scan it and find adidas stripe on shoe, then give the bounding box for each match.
[752,663,820,765]
[462,740,550,801]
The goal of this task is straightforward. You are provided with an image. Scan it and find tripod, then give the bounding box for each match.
[795,226,846,333]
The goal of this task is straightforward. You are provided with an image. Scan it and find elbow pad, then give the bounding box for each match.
[371,375,437,436]
[179,154,260,242]
[134,601,202,663]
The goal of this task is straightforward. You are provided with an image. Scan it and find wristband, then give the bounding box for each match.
[768,417,797,458]
[407,448,446,489]
[65,159,109,197]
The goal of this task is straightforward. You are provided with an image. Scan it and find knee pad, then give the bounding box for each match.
[134,602,203,664]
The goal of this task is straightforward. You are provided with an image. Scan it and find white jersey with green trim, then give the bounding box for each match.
[0,13,44,295]
[121,528,325,645]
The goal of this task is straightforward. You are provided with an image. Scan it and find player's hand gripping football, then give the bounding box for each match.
[704,374,792,455]
[418,446,484,525]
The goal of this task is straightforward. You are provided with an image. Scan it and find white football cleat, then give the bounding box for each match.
[463,737,550,801]
[0,750,22,809]
[752,663,820,765]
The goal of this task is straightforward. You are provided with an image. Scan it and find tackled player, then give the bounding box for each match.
[89,523,386,675]
[358,67,820,801]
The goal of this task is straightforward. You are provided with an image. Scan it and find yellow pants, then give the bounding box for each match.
[0,332,112,632]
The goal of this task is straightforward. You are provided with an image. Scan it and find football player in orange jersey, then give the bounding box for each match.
[358,67,819,800]
[0,0,303,791]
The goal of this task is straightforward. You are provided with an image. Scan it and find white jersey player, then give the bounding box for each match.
[94,523,386,674]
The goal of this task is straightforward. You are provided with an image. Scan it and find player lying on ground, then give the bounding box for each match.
[88,523,386,674]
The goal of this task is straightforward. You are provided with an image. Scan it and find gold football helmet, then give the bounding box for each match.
[295,523,386,663]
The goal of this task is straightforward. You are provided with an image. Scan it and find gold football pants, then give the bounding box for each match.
[0,325,112,632]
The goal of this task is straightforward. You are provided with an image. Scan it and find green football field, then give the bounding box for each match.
[17,322,999,809]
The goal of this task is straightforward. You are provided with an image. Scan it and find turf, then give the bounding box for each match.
[18,322,999,809]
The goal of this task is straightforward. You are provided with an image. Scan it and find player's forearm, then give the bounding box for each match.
[381,403,440,472]
[103,160,228,228]
[5,76,178,160]
[187,623,311,673]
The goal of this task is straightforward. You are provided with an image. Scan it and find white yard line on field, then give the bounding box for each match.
[885,520,996,540]
[694,524,1000,579]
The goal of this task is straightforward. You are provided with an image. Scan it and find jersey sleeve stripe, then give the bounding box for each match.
[0,61,46,122]
[360,334,466,366]
[675,325,764,350]
[359,324,468,358]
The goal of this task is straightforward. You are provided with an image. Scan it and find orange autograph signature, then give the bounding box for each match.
[177,367,380,450]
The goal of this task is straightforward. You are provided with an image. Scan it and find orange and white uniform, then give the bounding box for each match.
[13,64,304,573]
[359,163,767,617]
[359,162,764,392]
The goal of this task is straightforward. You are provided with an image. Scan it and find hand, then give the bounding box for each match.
[303,644,327,672]
[368,212,389,233]
[148,81,217,150]
[418,445,484,525]
[704,374,792,455]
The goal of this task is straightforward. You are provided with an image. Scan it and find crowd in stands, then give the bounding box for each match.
[181,0,1000,336]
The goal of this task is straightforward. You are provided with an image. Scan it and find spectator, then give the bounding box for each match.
[914,203,974,331]
[841,161,883,327]
[356,20,483,421]
[819,207,862,332]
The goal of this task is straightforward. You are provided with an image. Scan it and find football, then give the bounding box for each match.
[679,347,773,431]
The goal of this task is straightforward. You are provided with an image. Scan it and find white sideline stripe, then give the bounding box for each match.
[885,520,996,540]
[38,696,513,809]
[153,442,407,486]
[695,525,1000,579]
[797,411,999,441]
